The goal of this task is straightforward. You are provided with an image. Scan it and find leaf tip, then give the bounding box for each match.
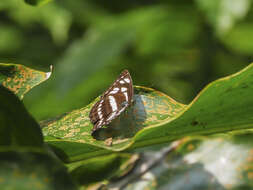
[46,65,53,80]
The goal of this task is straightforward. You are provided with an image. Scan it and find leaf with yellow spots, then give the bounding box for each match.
[0,63,52,99]
[43,63,253,163]
[43,86,186,162]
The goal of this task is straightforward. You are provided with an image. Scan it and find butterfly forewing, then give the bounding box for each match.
[89,70,133,134]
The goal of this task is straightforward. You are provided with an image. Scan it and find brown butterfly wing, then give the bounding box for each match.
[89,70,133,134]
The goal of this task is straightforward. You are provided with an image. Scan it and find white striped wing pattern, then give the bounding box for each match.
[89,70,134,134]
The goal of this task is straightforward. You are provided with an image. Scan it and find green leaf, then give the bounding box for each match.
[67,153,139,186]
[0,147,77,190]
[43,86,185,162]
[132,63,253,148]
[0,86,43,147]
[43,63,253,162]
[24,0,52,6]
[0,63,51,99]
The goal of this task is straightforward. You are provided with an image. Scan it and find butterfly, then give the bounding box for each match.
[89,70,134,135]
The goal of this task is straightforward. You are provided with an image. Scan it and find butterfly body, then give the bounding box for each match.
[89,70,134,135]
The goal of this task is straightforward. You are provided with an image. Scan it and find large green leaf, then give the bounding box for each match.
[0,86,43,147]
[132,63,253,148]
[43,63,253,162]
[43,86,183,162]
[0,147,77,190]
[0,63,51,99]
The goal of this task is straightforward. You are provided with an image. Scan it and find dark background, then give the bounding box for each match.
[0,0,252,120]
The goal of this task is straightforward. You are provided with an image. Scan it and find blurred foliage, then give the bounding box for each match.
[0,0,252,121]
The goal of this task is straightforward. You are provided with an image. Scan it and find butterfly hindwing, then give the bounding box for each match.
[89,70,133,134]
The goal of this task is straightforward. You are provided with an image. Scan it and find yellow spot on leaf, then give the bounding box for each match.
[70,128,80,133]
[13,170,22,178]
[247,149,253,162]
[59,125,69,131]
[187,144,195,151]
[35,182,44,189]
[0,177,4,183]
[30,173,37,179]
[64,133,74,138]
[248,172,253,180]
[81,132,89,136]
[43,177,50,183]
[146,115,158,122]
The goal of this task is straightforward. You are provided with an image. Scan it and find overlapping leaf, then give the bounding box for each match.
[0,63,51,99]
[0,75,77,189]
[43,63,253,162]
[0,148,77,190]
[0,86,43,147]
